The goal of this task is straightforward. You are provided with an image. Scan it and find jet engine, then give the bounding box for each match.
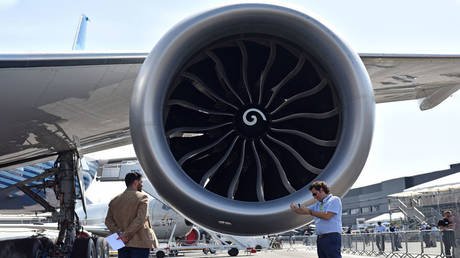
[130,4,374,235]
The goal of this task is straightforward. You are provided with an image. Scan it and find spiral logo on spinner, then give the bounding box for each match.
[242,108,267,126]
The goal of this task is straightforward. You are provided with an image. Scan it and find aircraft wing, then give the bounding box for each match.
[362,54,460,109]
[1,52,459,170]
[0,52,146,170]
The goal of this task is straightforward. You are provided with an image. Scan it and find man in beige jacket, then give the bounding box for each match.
[105,172,158,258]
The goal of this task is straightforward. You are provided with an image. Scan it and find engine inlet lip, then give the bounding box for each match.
[131,3,375,235]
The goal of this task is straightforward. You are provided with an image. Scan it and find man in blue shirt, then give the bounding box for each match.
[290,181,342,258]
[374,221,386,253]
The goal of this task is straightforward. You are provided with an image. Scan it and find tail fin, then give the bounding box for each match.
[72,14,90,50]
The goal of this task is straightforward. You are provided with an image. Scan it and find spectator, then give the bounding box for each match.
[429,224,438,248]
[363,228,370,246]
[438,210,455,257]
[375,221,386,254]
[420,222,431,248]
[395,225,403,249]
[389,222,399,251]
[345,226,352,249]
[290,181,342,258]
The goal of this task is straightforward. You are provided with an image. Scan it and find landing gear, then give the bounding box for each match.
[203,248,216,254]
[228,247,239,256]
[71,238,96,258]
[54,152,80,252]
[55,151,96,257]
[0,151,95,257]
[0,238,43,258]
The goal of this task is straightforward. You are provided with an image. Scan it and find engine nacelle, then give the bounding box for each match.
[130,4,374,235]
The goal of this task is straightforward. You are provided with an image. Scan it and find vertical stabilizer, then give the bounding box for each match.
[72,14,89,50]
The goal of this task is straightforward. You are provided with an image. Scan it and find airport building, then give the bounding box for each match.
[342,163,460,228]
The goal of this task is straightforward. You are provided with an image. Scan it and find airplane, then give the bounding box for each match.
[0,157,97,214]
[0,198,196,242]
[75,199,194,241]
[0,158,196,257]
[75,158,194,241]
[1,2,459,257]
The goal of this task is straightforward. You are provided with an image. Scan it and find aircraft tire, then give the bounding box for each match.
[95,237,109,258]
[228,247,239,256]
[71,238,97,258]
[156,250,166,258]
[255,245,262,251]
[0,238,43,258]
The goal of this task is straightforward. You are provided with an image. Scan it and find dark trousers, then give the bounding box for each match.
[442,232,455,256]
[118,247,150,258]
[317,234,342,258]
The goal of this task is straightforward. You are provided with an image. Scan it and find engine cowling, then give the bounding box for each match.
[130,3,374,235]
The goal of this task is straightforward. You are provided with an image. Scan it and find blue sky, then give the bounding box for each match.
[2,0,460,188]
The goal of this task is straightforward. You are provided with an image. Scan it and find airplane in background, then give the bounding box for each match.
[0,157,97,215]
[77,158,195,241]
[0,158,196,257]
[75,199,194,241]
[1,3,460,257]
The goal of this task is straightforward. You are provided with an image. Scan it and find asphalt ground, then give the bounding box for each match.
[149,246,379,258]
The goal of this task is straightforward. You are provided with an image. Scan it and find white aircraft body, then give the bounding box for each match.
[1,3,459,257]
[75,199,193,241]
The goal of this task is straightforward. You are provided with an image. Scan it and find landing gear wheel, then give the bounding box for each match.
[156,250,166,258]
[0,238,43,258]
[228,247,239,256]
[23,238,42,258]
[95,237,109,258]
[255,244,262,251]
[71,238,96,258]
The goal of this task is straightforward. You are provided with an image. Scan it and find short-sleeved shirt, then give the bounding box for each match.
[375,225,386,232]
[307,194,342,235]
[438,218,450,228]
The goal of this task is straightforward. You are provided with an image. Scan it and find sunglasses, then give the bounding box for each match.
[312,193,318,197]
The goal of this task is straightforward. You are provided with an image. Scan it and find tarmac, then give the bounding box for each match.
[165,246,378,258]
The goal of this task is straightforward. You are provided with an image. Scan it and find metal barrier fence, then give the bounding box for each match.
[276,230,457,258]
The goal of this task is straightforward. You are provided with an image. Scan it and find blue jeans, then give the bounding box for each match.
[317,234,342,258]
[118,247,150,258]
